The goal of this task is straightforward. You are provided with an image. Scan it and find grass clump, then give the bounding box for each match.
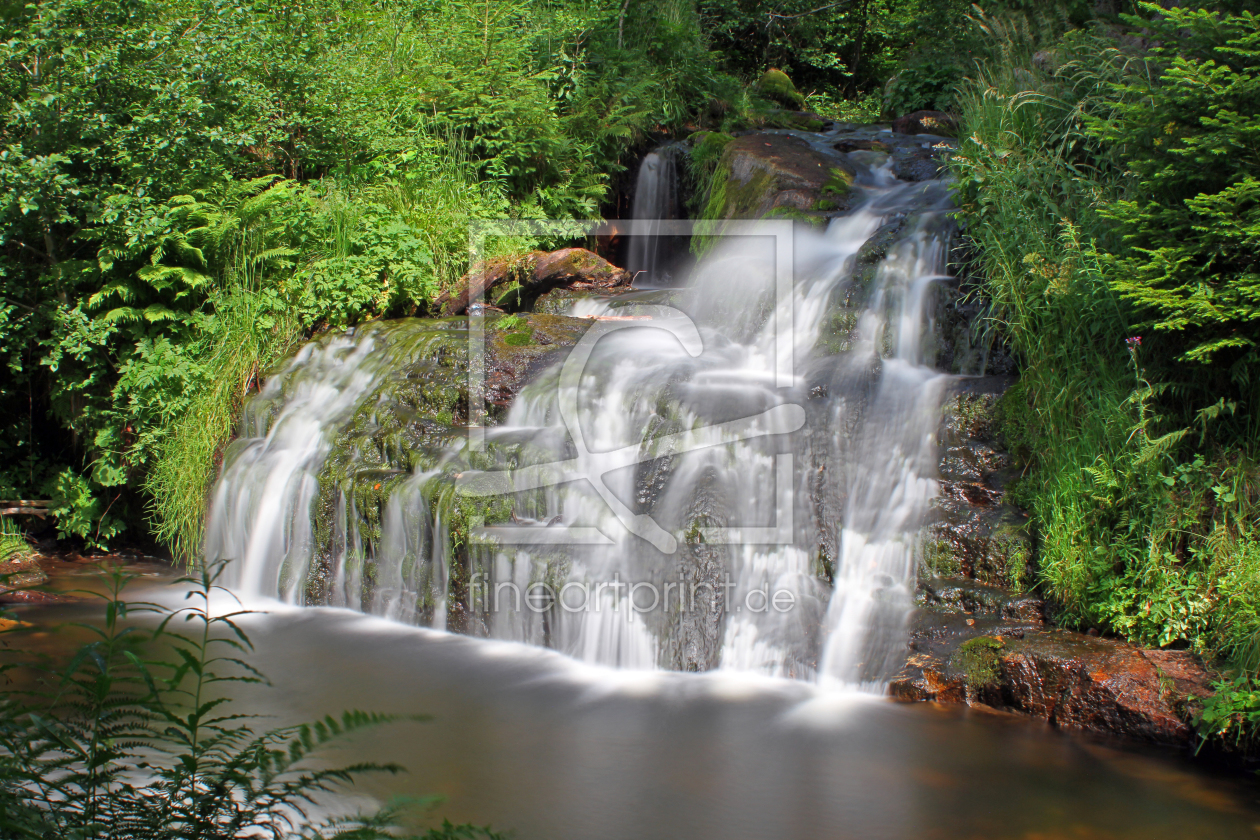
[0,520,29,565]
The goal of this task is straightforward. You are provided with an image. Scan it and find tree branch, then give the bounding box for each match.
[768,0,850,23]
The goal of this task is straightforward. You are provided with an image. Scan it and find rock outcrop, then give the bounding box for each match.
[703,132,857,220]
[888,372,1219,749]
[892,623,1217,747]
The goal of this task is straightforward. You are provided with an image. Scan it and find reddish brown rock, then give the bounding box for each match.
[994,631,1193,744]
[436,248,630,316]
[889,652,968,704]
[891,625,1218,748]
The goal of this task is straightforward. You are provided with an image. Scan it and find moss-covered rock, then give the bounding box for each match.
[696,133,858,231]
[688,130,735,170]
[753,68,806,110]
[951,635,1004,689]
[299,314,594,613]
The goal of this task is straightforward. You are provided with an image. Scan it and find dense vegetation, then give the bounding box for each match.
[0,0,733,558]
[951,2,1260,745]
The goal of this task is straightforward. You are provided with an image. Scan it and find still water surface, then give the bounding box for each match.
[21,568,1260,840]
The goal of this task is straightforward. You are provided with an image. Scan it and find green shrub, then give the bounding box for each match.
[0,0,739,554]
[1197,673,1260,751]
[1086,5,1260,383]
[883,55,964,115]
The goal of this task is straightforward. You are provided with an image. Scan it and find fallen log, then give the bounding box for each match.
[435,248,631,316]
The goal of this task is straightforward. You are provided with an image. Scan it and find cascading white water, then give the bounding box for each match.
[204,334,384,602]
[624,147,679,286]
[205,149,956,691]
[817,221,954,688]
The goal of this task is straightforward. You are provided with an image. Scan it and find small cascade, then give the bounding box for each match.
[624,145,681,286]
[817,217,955,689]
[206,137,959,692]
[204,333,385,602]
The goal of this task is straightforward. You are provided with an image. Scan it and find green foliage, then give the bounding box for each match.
[0,517,29,563]
[804,90,882,123]
[883,55,964,115]
[1197,673,1260,751]
[0,0,737,554]
[699,0,981,95]
[1086,5,1260,377]
[49,469,125,548]
[953,4,1260,748]
[0,564,501,838]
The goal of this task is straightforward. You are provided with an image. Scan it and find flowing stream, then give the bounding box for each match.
[207,140,957,691]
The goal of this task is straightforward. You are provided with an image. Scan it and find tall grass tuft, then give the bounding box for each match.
[0,516,29,564]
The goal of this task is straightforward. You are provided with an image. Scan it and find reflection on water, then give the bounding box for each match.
[18,578,1252,840]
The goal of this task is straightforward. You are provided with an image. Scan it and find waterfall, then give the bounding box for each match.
[205,152,956,692]
[817,219,954,688]
[625,146,680,286]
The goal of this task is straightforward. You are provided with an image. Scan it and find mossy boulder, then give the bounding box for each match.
[689,130,735,162]
[299,314,595,612]
[484,312,592,411]
[699,133,857,223]
[753,68,806,110]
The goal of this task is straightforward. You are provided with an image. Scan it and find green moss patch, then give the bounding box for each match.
[951,636,1005,689]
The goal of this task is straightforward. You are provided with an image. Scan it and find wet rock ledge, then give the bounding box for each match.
[891,386,1218,749]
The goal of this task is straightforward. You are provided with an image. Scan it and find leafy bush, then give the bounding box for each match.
[0,0,740,554]
[0,564,502,839]
[1197,674,1260,751]
[883,55,965,116]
